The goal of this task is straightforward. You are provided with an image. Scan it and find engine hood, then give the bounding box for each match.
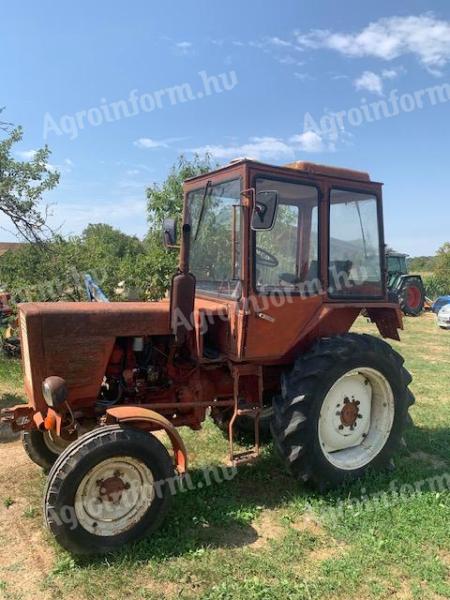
[19,300,171,338]
[18,301,171,408]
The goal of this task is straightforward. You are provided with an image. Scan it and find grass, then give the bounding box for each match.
[0,313,449,599]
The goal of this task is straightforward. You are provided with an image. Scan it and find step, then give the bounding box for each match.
[229,450,259,466]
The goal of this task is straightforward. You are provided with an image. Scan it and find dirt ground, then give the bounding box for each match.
[0,439,56,599]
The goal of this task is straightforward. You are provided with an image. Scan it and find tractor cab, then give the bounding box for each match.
[168,158,398,363]
[386,251,408,275]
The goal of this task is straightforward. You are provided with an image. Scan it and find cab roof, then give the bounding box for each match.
[185,157,378,185]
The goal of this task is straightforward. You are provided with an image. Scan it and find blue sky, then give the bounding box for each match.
[1,0,449,255]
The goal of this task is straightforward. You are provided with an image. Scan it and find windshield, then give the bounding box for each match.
[188,178,241,298]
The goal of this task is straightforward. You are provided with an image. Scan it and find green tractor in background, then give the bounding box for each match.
[386,250,426,316]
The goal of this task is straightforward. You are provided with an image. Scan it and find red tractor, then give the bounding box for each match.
[1,159,413,554]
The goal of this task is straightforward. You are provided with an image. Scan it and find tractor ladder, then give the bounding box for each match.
[228,363,263,466]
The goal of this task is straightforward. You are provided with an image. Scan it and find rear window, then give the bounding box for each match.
[329,189,383,298]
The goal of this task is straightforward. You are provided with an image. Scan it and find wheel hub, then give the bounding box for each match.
[340,397,360,428]
[97,474,129,504]
[74,456,155,536]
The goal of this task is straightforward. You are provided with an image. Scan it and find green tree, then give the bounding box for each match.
[0,115,59,241]
[0,154,216,304]
[0,225,146,303]
[423,243,450,298]
[144,154,214,299]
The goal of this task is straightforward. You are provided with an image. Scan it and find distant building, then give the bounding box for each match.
[0,242,25,257]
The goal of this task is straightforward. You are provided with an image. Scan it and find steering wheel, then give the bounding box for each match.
[255,246,279,268]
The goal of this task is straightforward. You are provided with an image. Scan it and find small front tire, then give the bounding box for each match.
[44,425,174,555]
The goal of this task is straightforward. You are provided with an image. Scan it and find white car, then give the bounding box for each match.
[437,304,450,329]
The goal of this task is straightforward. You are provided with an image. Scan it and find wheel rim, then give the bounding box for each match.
[43,431,71,455]
[318,368,395,471]
[406,285,421,310]
[74,457,155,536]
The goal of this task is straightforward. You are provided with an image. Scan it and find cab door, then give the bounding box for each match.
[242,174,325,363]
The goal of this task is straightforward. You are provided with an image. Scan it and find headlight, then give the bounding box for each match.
[42,376,68,408]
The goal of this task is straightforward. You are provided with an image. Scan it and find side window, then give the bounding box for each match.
[255,178,319,293]
[329,189,382,297]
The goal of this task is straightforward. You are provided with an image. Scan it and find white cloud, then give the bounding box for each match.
[278,55,304,66]
[354,71,384,95]
[289,131,325,152]
[353,67,403,95]
[48,198,148,237]
[133,137,169,149]
[190,131,330,162]
[294,72,313,81]
[295,14,450,74]
[174,41,194,55]
[381,68,399,79]
[268,36,294,48]
[15,149,73,173]
[15,149,37,160]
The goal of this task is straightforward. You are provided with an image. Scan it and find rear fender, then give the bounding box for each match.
[366,306,403,341]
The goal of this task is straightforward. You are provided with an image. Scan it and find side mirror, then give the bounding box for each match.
[163,218,178,248]
[251,190,278,231]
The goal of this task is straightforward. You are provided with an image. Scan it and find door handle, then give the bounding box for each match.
[256,312,275,323]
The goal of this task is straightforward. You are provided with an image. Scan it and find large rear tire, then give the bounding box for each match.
[271,333,414,490]
[44,425,174,555]
[399,278,425,316]
[211,402,273,443]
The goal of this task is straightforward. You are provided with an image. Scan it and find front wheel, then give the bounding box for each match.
[271,333,414,490]
[44,425,174,555]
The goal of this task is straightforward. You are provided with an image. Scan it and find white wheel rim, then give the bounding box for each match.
[318,368,395,471]
[74,457,155,536]
[43,431,71,455]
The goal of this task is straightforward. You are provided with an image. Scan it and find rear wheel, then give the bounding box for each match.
[271,333,414,490]
[22,430,70,471]
[44,425,174,555]
[399,278,425,316]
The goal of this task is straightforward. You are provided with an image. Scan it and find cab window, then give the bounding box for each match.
[255,178,319,294]
[329,189,382,297]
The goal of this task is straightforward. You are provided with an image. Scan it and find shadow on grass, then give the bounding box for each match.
[62,422,450,569]
[404,422,450,465]
[72,449,308,568]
